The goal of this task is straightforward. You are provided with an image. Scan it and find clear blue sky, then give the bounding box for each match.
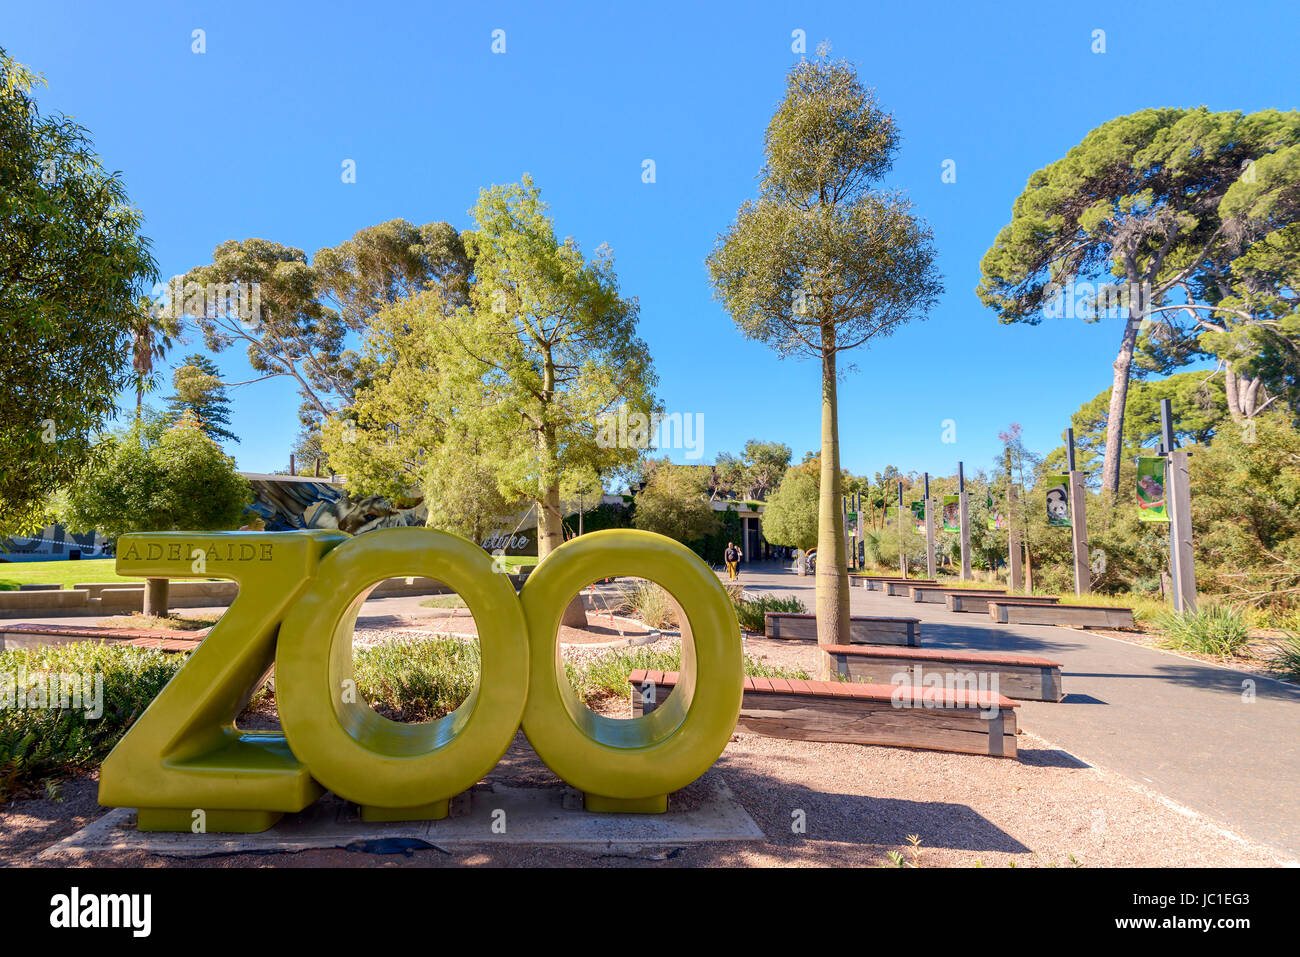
[6,1,1295,479]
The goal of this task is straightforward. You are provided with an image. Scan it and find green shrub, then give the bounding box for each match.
[352,637,479,722]
[742,656,812,680]
[733,592,807,634]
[0,643,183,801]
[568,645,810,701]
[1253,606,1300,632]
[1272,632,1300,682]
[614,579,679,630]
[1158,603,1252,657]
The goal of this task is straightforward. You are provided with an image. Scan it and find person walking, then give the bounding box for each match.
[724,541,742,580]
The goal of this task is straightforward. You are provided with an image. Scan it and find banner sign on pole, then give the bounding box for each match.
[986,492,1006,531]
[941,495,959,532]
[1137,456,1169,523]
[1045,474,1071,527]
[911,500,926,533]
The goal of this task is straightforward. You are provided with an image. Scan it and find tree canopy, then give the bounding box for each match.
[181,219,471,433]
[978,107,1300,493]
[631,462,718,544]
[0,48,157,534]
[60,414,252,540]
[166,353,238,445]
[323,178,657,556]
[761,462,819,551]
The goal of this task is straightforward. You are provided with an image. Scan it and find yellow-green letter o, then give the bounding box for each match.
[519,529,744,811]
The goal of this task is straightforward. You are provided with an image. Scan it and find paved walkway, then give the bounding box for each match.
[733,561,1300,860]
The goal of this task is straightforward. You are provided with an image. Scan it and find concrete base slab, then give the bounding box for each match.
[40,778,763,860]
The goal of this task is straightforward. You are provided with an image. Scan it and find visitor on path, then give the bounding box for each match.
[724,542,742,579]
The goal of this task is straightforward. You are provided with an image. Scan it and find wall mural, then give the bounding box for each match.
[243,478,428,535]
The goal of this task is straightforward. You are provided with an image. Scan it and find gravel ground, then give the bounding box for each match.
[9,722,1290,867]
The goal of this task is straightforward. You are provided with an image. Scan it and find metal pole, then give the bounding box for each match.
[924,472,936,579]
[898,481,906,578]
[1160,398,1180,611]
[1160,398,1197,612]
[1067,428,1090,596]
[855,490,864,569]
[958,461,971,580]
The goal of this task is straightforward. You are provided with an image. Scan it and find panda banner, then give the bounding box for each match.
[1044,474,1071,527]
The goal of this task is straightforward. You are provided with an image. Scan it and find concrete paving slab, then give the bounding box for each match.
[40,778,764,860]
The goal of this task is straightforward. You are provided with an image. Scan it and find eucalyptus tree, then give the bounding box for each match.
[978,108,1300,493]
[1162,140,1300,424]
[181,219,471,432]
[708,52,942,652]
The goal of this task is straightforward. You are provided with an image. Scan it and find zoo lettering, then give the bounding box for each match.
[100,527,744,833]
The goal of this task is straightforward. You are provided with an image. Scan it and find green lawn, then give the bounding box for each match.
[1,553,538,591]
[0,558,140,590]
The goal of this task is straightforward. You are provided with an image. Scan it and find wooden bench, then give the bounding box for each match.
[908,585,1006,604]
[764,612,921,646]
[988,602,1135,629]
[946,592,1059,614]
[884,579,942,596]
[821,644,1064,702]
[0,622,205,652]
[850,576,938,591]
[628,669,1019,758]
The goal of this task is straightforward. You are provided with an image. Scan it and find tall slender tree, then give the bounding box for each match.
[708,51,942,659]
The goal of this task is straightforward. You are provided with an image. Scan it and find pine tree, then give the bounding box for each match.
[166,354,238,445]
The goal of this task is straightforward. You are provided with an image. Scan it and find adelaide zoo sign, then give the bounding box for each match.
[99,528,744,832]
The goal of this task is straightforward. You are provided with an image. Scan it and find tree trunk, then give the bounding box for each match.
[1224,367,1244,424]
[815,329,849,676]
[1242,376,1263,418]
[143,577,169,618]
[1101,305,1142,495]
[537,348,585,626]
